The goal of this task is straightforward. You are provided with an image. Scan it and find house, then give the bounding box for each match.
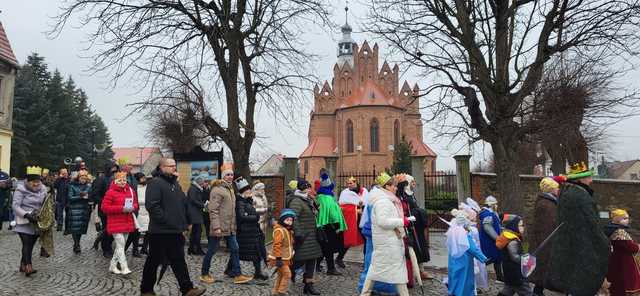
[604,160,640,180]
[254,154,285,176]
[112,147,162,175]
[298,16,436,181]
[0,22,18,172]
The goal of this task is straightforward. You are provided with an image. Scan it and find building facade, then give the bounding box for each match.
[0,22,18,172]
[299,19,436,181]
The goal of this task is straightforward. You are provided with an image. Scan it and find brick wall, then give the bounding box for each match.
[471,172,640,236]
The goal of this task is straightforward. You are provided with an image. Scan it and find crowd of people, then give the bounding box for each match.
[1,158,639,296]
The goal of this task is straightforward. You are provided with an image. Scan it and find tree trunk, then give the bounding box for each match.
[491,138,524,215]
[231,145,252,183]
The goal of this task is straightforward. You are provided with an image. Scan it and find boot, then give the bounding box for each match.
[93,234,101,250]
[40,247,50,258]
[253,263,269,281]
[303,281,321,295]
[56,224,63,232]
[132,248,141,258]
[73,243,81,254]
[19,263,25,273]
[24,264,37,276]
[326,269,342,276]
[335,258,346,268]
[109,261,121,274]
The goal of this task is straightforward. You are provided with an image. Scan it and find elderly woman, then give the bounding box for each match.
[360,172,413,296]
[101,172,139,275]
[235,177,268,280]
[66,170,92,254]
[12,166,48,276]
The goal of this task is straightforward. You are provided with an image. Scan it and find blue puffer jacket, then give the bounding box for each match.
[65,181,92,235]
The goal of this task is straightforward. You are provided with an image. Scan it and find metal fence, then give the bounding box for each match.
[424,171,457,232]
[335,166,379,193]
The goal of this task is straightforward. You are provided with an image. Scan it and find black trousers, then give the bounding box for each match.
[125,230,140,252]
[98,208,113,252]
[72,233,82,245]
[292,259,316,280]
[18,233,39,264]
[189,224,202,251]
[140,233,194,294]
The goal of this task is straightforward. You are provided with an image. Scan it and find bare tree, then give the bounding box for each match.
[52,0,330,178]
[367,0,640,213]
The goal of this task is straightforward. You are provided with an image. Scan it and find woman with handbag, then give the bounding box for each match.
[12,166,48,276]
[101,172,139,275]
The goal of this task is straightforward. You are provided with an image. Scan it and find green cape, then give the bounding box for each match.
[316,194,347,231]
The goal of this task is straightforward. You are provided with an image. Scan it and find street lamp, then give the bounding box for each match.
[91,127,97,175]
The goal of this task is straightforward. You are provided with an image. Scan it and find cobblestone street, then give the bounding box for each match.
[0,224,508,296]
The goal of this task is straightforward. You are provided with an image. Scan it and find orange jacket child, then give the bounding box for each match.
[269,209,296,296]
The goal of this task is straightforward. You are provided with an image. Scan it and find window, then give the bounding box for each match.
[393,120,400,147]
[304,160,309,177]
[346,120,354,153]
[370,118,379,152]
[631,173,639,180]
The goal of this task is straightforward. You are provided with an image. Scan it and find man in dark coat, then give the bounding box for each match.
[53,168,70,232]
[549,162,610,296]
[186,176,207,255]
[529,176,563,295]
[139,158,205,296]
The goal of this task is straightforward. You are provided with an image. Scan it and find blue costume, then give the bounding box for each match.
[358,205,398,295]
[447,233,488,296]
[478,208,501,263]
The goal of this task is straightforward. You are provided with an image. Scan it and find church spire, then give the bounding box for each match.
[337,1,355,67]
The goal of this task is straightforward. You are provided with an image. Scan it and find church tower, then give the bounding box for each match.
[337,5,355,67]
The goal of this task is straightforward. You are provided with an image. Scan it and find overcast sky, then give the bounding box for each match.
[3,1,640,171]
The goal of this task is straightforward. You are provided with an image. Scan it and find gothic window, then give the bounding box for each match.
[346,120,354,153]
[370,118,380,152]
[394,119,400,147]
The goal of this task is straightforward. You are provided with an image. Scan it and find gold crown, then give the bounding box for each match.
[26,166,43,176]
[347,176,357,183]
[568,161,589,175]
[42,168,49,175]
[117,157,130,166]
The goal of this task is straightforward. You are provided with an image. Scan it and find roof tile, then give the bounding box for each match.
[0,22,18,67]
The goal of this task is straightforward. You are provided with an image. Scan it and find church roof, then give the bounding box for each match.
[0,22,18,67]
[338,80,401,109]
[408,137,437,157]
[299,137,335,158]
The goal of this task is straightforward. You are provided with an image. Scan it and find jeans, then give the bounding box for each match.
[140,233,194,294]
[55,201,65,227]
[18,233,39,264]
[201,235,240,276]
[111,233,129,270]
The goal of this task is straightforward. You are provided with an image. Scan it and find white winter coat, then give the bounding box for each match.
[137,185,150,232]
[365,187,408,284]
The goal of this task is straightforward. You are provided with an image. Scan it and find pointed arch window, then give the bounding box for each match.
[394,119,400,147]
[346,119,354,153]
[370,118,380,152]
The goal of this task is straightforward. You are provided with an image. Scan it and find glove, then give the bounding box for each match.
[407,216,416,222]
[275,258,284,268]
[24,212,38,223]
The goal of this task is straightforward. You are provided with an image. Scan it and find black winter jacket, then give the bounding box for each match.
[145,173,188,234]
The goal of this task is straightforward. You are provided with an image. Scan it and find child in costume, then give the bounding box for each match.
[460,199,489,293]
[605,209,640,296]
[496,214,532,296]
[446,209,489,296]
[479,195,503,282]
[269,209,296,296]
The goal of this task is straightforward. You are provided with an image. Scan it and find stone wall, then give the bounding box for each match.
[471,172,640,236]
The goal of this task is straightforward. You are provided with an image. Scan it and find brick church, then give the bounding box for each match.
[299,15,436,181]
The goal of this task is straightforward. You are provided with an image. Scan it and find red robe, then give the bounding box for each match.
[340,204,364,248]
[607,228,640,296]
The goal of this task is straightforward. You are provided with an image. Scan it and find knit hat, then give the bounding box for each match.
[375,172,393,187]
[279,208,296,223]
[221,163,234,176]
[234,177,251,194]
[320,169,332,188]
[484,195,498,206]
[0,171,10,182]
[394,173,409,184]
[252,181,265,191]
[567,161,594,180]
[611,209,629,223]
[26,166,43,182]
[539,177,560,193]
[115,171,127,182]
[288,180,298,190]
[297,179,311,191]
